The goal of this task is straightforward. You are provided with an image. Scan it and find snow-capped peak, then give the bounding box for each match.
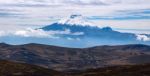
[57,14,94,26]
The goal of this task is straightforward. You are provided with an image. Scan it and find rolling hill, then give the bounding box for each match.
[0,43,150,71]
[0,60,150,76]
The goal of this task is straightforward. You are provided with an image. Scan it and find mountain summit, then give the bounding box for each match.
[41,14,111,33]
[0,14,149,48]
[57,14,93,26]
[39,14,150,47]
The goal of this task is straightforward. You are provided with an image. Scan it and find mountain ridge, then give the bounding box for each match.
[1,43,150,49]
[0,43,150,71]
[39,14,150,47]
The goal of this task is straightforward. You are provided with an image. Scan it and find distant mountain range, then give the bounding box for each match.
[0,43,150,71]
[0,14,150,48]
[40,14,150,47]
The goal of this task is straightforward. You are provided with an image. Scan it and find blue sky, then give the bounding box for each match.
[0,0,150,34]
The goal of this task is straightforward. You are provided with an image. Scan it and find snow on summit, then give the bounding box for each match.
[58,14,94,26]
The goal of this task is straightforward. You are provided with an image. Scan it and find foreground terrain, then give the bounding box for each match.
[68,64,150,76]
[0,60,150,76]
[0,60,62,76]
[0,43,150,71]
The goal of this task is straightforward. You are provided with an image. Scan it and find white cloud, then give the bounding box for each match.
[136,34,150,41]
[0,31,6,36]
[0,0,149,5]
[47,29,71,35]
[67,37,74,40]
[0,28,84,39]
[72,32,84,35]
[14,28,50,38]
[45,29,84,35]
[0,0,150,34]
[0,31,13,37]
[66,37,81,41]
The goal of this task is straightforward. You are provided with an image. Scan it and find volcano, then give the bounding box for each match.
[39,14,150,47]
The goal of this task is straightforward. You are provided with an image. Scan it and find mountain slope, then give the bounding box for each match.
[0,60,150,76]
[0,60,62,76]
[40,14,150,47]
[0,43,150,71]
[0,15,149,48]
[67,64,150,76]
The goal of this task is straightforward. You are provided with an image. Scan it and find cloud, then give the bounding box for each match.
[114,28,150,34]
[0,8,26,18]
[0,0,150,34]
[0,12,24,18]
[14,28,51,38]
[87,9,150,20]
[136,34,150,41]
[0,28,84,39]
[0,0,104,6]
[40,29,84,36]
[63,0,106,5]
[0,31,6,36]
[66,37,81,41]
[0,0,150,6]
[71,32,84,35]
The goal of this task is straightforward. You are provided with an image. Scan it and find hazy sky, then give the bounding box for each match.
[0,0,150,34]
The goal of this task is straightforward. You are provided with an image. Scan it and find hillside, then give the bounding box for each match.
[67,64,150,76]
[0,60,150,76]
[0,43,150,71]
[0,60,62,76]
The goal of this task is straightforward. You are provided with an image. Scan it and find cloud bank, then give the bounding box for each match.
[0,28,84,40]
[0,27,150,42]
[0,0,150,34]
[0,0,149,5]
[136,34,150,41]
